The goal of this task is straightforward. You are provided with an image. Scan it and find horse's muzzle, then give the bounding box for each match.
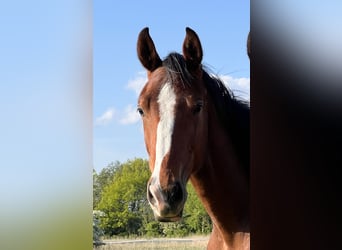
[147,180,186,222]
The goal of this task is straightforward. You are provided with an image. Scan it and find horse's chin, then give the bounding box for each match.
[155,215,182,222]
[154,209,183,222]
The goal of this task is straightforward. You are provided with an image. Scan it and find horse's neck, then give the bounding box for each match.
[190,111,250,249]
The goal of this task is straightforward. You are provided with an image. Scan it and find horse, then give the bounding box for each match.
[136,27,250,250]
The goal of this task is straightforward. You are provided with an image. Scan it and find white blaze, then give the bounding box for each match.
[152,82,176,187]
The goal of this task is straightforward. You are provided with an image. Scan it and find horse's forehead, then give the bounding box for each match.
[139,75,173,105]
[139,67,203,108]
[141,68,167,94]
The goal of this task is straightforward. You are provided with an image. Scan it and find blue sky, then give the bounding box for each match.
[94,1,250,172]
[0,1,92,248]
[0,1,91,200]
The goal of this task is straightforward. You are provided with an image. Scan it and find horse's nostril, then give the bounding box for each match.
[169,182,183,204]
[148,182,184,209]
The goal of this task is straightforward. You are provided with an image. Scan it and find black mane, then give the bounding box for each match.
[203,71,250,177]
[162,52,193,87]
[162,52,250,178]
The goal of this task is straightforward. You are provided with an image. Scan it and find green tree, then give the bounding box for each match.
[183,182,212,234]
[143,221,162,237]
[94,158,212,238]
[93,210,105,246]
[96,158,150,236]
[160,222,188,237]
[93,161,121,208]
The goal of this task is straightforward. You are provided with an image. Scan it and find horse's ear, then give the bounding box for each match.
[183,27,203,71]
[247,31,251,59]
[137,27,162,72]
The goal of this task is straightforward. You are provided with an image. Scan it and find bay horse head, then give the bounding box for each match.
[137,27,208,222]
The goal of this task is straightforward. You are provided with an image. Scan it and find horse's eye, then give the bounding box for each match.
[193,101,203,114]
[137,107,144,117]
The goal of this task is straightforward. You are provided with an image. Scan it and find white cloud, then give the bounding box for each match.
[95,108,115,126]
[219,75,250,101]
[126,71,147,96]
[96,72,145,126]
[119,104,140,125]
[117,72,146,125]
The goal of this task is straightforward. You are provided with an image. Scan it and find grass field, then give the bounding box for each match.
[94,236,209,250]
